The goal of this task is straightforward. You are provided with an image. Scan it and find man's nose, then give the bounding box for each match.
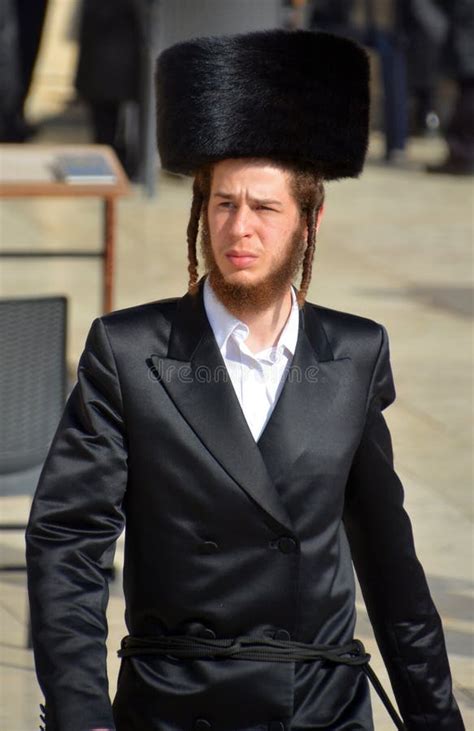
[228,205,253,238]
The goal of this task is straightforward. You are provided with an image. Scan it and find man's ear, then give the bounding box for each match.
[316,204,325,232]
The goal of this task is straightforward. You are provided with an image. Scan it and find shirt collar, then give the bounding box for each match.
[203,276,299,357]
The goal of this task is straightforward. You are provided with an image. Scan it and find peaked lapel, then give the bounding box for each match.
[150,279,293,532]
[257,303,353,488]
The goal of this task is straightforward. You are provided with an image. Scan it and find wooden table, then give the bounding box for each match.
[0,145,129,313]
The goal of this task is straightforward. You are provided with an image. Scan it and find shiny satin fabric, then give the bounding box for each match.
[26,278,464,730]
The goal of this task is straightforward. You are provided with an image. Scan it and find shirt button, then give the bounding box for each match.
[277,536,298,554]
[274,628,290,641]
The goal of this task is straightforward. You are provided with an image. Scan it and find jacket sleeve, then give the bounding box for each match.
[343,324,464,731]
[26,317,127,731]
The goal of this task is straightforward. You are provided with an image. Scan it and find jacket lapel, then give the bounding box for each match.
[151,280,293,532]
[151,281,351,532]
[257,304,353,488]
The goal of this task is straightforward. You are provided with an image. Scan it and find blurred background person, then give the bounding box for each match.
[74,0,142,179]
[0,0,49,142]
[0,0,21,142]
[308,0,354,32]
[306,0,474,173]
[397,0,447,136]
[426,0,474,175]
[308,0,408,161]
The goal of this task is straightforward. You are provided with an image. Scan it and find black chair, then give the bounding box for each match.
[0,296,68,646]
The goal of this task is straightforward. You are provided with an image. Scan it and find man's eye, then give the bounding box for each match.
[218,201,233,209]
[257,205,275,212]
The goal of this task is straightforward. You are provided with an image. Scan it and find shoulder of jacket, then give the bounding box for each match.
[305,301,386,363]
[307,301,383,336]
[98,297,179,329]
[90,298,180,358]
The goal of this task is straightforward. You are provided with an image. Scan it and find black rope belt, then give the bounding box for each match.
[118,634,407,730]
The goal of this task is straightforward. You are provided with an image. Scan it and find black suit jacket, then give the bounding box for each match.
[26,280,463,731]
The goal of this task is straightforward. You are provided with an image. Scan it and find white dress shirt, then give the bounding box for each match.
[203,277,299,441]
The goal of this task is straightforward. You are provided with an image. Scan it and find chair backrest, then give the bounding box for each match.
[0,296,67,475]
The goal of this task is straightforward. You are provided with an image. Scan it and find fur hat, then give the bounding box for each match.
[155,29,370,180]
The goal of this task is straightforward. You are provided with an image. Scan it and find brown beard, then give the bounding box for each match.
[199,215,307,316]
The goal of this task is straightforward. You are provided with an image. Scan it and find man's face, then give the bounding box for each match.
[202,158,307,313]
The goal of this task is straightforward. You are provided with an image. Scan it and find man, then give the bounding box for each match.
[26,30,464,731]
[426,0,474,175]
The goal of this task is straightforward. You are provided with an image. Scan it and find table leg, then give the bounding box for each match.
[103,198,116,313]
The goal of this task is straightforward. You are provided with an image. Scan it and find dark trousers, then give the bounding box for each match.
[447,78,474,163]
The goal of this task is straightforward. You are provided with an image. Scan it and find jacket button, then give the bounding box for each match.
[277,536,297,554]
[199,541,219,554]
[274,628,290,640]
[269,722,285,731]
[195,720,212,730]
[185,622,216,639]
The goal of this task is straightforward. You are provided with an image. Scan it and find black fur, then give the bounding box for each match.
[155,30,370,180]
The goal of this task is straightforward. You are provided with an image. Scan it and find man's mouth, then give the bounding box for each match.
[225,251,258,268]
